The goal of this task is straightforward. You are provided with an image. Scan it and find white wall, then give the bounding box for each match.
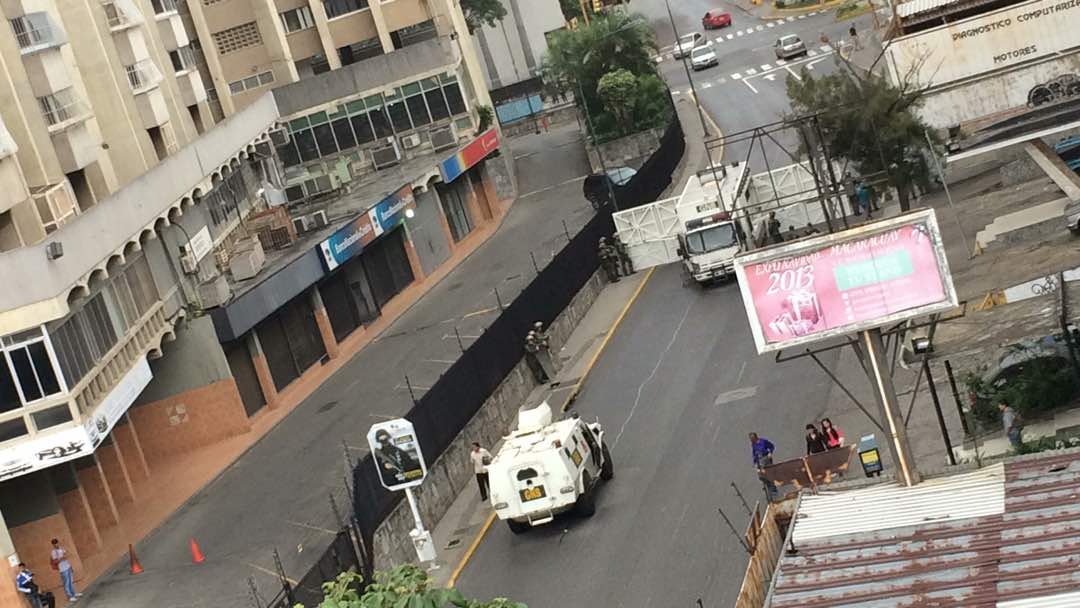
[473,0,565,90]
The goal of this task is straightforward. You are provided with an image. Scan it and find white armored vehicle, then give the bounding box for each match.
[488,402,613,533]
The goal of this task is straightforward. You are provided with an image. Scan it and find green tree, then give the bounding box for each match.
[597,69,637,127]
[540,13,659,139]
[558,0,582,21]
[295,565,526,608]
[785,57,935,211]
[461,0,507,33]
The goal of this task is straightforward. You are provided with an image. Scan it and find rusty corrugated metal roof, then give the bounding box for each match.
[767,450,1080,608]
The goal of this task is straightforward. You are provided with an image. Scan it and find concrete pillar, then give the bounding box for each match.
[114,413,151,479]
[75,457,120,530]
[0,510,24,608]
[248,331,280,409]
[1025,139,1080,201]
[97,439,137,505]
[367,0,395,54]
[55,481,101,558]
[402,224,426,282]
[307,0,343,71]
[310,287,340,359]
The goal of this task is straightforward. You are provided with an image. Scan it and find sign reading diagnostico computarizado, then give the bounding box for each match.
[888,0,1080,89]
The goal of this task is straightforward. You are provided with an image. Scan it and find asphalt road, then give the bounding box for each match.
[641,0,876,168]
[457,264,839,607]
[81,126,595,607]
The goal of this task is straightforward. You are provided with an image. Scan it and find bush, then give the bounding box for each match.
[964,357,1080,429]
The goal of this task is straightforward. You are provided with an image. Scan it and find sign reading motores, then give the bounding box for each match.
[733,210,957,354]
[888,0,1080,89]
[367,418,427,491]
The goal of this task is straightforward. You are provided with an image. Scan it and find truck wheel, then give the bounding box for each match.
[507,519,529,535]
[600,443,615,481]
[575,473,597,517]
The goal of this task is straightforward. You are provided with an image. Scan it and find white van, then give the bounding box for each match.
[488,402,614,533]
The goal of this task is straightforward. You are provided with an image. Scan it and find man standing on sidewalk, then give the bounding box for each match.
[470,442,493,501]
[749,432,778,502]
[50,538,82,603]
[999,401,1023,449]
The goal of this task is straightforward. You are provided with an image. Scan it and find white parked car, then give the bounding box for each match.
[691,42,719,70]
[673,32,704,59]
[488,402,613,533]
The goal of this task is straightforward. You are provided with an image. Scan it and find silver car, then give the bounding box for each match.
[673,32,704,59]
[775,34,807,60]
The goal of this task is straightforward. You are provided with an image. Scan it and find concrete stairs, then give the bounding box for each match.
[975,197,1068,252]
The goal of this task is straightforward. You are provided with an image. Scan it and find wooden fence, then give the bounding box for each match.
[734,502,787,608]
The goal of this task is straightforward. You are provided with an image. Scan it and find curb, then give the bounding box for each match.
[761,0,846,20]
[688,91,725,165]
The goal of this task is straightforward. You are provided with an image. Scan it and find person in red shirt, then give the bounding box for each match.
[821,418,845,450]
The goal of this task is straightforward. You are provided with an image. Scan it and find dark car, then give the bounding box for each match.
[582,167,637,209]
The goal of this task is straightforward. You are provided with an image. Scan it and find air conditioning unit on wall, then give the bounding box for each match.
[400,133,421,149]
[372,141,400,169]
[268,128,290,146]
[430,125,456,151]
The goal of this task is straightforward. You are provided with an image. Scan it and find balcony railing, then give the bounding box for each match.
[101,0,143,29]
[150,0,178,16]
[9,14,65,52]
[38,88,86,127]
[125,59,162,92]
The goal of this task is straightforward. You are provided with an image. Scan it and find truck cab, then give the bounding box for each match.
[488,402,614,534]
[678,210,741,284]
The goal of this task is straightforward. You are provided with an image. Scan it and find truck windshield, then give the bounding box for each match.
[685,224,736,254]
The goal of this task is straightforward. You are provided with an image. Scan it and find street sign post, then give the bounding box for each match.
[366,419,436,565]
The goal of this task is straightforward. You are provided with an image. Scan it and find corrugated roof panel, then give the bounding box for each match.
[791,464,1005,544]
[767,451,1080,608]
[999,590,1080,607]
[896,0,961,18]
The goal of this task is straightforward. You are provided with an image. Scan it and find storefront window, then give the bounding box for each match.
[1,328,63,405]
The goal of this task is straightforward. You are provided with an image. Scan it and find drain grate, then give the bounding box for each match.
[445,538,462,550]
[316,401,339,414]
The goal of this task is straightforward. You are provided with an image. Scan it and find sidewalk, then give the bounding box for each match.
[731,0,847,21]
[428,269,653,589]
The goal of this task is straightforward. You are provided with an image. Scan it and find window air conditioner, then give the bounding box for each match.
[430,125,456,151]
[180,252,198,274]
[311,210,329,228]
[400,133,422,149]
[292,216,311,233]
[372,141,400,169]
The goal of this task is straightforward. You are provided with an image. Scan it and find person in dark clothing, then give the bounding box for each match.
[374,430,420,487]
[749,432,778,502]
[767,212,783,244]
[805,424,828,455]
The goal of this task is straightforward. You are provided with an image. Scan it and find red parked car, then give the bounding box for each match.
[703,10,732,29]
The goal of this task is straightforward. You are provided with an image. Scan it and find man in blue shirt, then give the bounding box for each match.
[749,432,778,502]
[16,563,41,608]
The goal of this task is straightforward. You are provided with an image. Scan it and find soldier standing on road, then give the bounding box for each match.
[613,235,634,276]
[524,330,549,384]
[532,321,557,381]
[598,237,621,282]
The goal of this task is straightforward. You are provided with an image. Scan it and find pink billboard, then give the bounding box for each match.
[734,210,957,353]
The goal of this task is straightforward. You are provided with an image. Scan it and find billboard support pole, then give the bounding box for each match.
[861,328,919,487]
[404,487,438,566]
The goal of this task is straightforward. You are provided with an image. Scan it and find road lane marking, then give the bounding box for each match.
[807,49,818,57]
[819,44,832,53]
[743,78,759,93]
[756,25,764,31]
[731,72,742,79]
[761,63,772,70]
[763,73,777,81]
[737,30,744,36]
[787,16,795,21]
[247,562,298,585]
[714,386,758,406]
[776,58,787,65]
[284,519,339,535]
[727,33,734,39]
[798,14,806,18]
[701,82,712,89]
[785,65,803,80]
[614,300,693,447]
[561,267,656,411]
[737,361,748,383]
[767,22,776,27]
[446,511,497,588]
[746,68,758,75]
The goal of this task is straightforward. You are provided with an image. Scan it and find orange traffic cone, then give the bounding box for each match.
[128,544,143,575]
[189,537,205,564]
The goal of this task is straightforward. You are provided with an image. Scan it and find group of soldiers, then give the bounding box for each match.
[524,321,556,384]
[598,236,633,283]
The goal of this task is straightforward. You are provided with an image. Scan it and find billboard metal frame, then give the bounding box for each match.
[733,208,959,354]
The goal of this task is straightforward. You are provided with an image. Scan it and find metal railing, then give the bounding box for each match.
[38,89,85,127]
[10,14,64,51]
[125,59,162,92]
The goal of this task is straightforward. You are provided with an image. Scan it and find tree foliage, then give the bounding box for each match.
[540,12,663,139]
[461,0,507,33]
[597,69,637,126]
[295,566,526,608]
[785,56,936,211]
[558,0,582,21]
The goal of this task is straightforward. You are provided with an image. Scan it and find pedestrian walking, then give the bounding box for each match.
[855,181,872,218]
[470,442,493,501]
[805,424,828,455]
[844,173,858,216]
[766,212,783,244]
[598,237,620,282]
[849,24,861,50]
[531,321,557,381]
[999,401,1023,449]
[821,418,844,450]
[524,330,549,383]
[50,539,81,602]
[749,432,778,502]
[613,235,634,276]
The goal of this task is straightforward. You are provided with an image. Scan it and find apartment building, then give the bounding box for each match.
[0,0,509,601]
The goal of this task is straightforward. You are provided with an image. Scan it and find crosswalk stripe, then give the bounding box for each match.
[798,14,806,18]
[807,49,818,56]
[727,34,734,39]
[776,58,787,65]
[819,45,831,53]
[756,25,764,31]
[808,11,817,16]
[731,73,742,79]
[746,67,758,75]
[736,30,744,36]
[717,77,727,84]
[787,16,795,21]
[701,82,713,89]
[766,22,776,27]
[761,64,772,70]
